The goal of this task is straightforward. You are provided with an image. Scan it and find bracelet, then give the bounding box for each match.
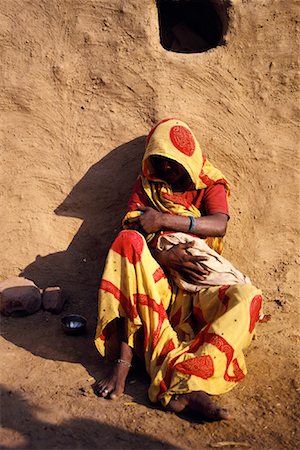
[115,358,132,368]
[188,216,196,233]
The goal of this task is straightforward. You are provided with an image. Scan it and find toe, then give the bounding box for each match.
[95,378,106,391]
[207,406,231,421]
[109,391,120,400]
[217,408,232,420]
[96,382,103,392]
[109,383,124,400]
[94,384,102,396]
[100,385,112,398]
[110,389,122,400]
[168,397,187,413]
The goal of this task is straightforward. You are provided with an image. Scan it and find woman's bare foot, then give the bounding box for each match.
[95,342,133,400]
[168,391,232,421]
[95,360,131,400]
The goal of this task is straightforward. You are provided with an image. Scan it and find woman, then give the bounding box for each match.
[94,118,263,421]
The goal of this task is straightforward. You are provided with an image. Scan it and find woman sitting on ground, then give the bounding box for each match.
[94,118,264,421]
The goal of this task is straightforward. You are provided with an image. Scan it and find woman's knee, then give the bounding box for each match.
[228,284,263,333]
[111,230,147,264]
[115,230,146,248]
[234,283,263,309]
[233,284,263,333]
[228,284,263,307]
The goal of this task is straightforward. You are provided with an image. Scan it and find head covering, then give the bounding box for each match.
[141,118,229,217]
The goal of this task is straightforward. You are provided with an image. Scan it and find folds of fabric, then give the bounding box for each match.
[156,232,251,291]
[95,231,263,407]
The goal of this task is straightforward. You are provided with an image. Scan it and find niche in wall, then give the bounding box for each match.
[157,0,229,53]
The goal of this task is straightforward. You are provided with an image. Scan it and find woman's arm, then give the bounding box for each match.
[128,206,228,237]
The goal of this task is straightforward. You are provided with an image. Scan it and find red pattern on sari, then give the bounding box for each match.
[159,324,212,395]
[231,358,245,381]
[175,355,214,379]
[170,125,196,156]
[111,230,144,264]
[153,267,166,283]
[249,294,263,333]
[160,354,182,394]
[157,338,176,366]
[206,333,245,382]
[135,294,168,348]
[188,323,211,353]
[199,169,214,187]
[100,279,138,321]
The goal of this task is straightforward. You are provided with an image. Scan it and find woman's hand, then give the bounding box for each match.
[153,242,210,283]
[126,206,164,234]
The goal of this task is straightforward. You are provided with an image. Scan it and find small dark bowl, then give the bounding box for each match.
[61,314,87,336]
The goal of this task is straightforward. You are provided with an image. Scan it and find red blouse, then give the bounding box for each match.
[126,176,229,217]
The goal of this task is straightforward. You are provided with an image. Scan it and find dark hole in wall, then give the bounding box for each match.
[157,0,229,53]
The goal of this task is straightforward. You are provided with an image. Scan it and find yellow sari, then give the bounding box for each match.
[95,119,263,406]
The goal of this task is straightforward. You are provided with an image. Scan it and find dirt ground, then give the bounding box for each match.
[0,1,299,449]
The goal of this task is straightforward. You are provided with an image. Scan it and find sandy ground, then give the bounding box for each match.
[0,0,299,449]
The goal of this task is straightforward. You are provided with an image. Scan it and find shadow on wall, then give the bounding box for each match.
[0,384,178,450]
[1,137,145,374]
[22,135,146,293]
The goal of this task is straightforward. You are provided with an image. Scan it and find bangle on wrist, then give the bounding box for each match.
[188,216,196,233]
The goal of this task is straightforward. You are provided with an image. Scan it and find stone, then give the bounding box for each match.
[0,276,42,316]
[42,287,65,314]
